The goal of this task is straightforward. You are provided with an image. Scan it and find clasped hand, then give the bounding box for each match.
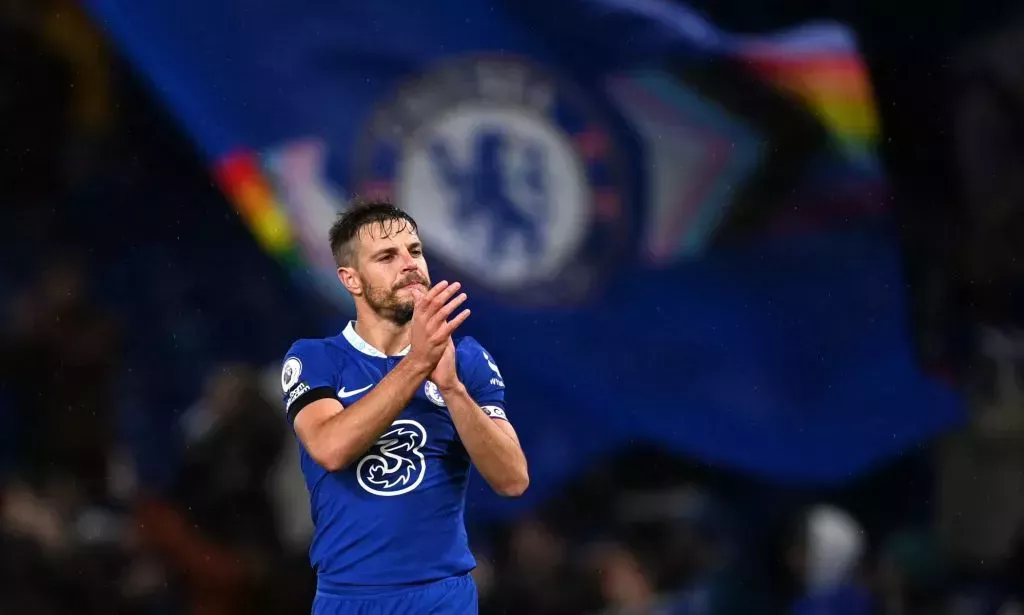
[407,281,469,390]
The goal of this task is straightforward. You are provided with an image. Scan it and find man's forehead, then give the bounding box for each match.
[357,220,420,246]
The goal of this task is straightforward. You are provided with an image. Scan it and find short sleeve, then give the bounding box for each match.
[456,337,509,422]
[281,339,339,423]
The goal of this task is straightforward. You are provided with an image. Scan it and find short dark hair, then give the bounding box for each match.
[328,197,419,267]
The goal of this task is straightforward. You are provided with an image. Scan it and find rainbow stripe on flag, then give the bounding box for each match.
[215,151,298,263]
[733,24,881,169]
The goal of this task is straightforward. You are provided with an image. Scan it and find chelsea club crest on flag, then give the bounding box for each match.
[350,55,632,306]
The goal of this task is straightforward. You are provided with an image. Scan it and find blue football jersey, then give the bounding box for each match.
[280,322,508,589]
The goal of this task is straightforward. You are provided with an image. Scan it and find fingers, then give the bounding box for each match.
[415,280,449,308]
[432,281,462,309]
[417,281,460,316]
[433,292,468,324]
[414,280,470,343]
[440,308,472,337]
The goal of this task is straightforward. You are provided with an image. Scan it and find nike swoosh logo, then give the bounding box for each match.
[338,384,373,399]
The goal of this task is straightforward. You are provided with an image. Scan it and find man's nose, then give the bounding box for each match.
[398,251,418,270]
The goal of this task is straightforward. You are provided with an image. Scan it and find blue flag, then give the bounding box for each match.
[86,0,961,517]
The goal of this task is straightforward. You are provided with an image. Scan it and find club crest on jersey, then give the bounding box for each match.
[423,381,447,407]
[351,55,631,306]
[356,419,428,497]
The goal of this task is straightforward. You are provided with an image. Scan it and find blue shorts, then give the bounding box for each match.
[312,574,477,615]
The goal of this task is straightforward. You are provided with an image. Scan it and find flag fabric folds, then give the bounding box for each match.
[86,0,961,517]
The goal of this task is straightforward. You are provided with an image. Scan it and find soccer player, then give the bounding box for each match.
[280,200,529,615]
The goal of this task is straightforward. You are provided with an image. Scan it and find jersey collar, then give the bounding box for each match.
[342,321,411,358]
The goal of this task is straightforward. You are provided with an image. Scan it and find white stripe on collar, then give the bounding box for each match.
[342,321,411,358]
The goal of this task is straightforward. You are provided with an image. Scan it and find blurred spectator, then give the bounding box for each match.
[877,530,950,615]
[176,365,285,555]
[490,516,596,614]
[668,492,764,615]
[953,12,1024,329]
[0,254,130,613]
[135,364,292,615]
[1,255,121,500]
[590,541,669,615]
[788,506,875,615]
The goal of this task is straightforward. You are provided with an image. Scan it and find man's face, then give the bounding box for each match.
[345,220,430,324]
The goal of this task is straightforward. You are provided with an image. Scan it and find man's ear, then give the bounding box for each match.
[337,266,362,295]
